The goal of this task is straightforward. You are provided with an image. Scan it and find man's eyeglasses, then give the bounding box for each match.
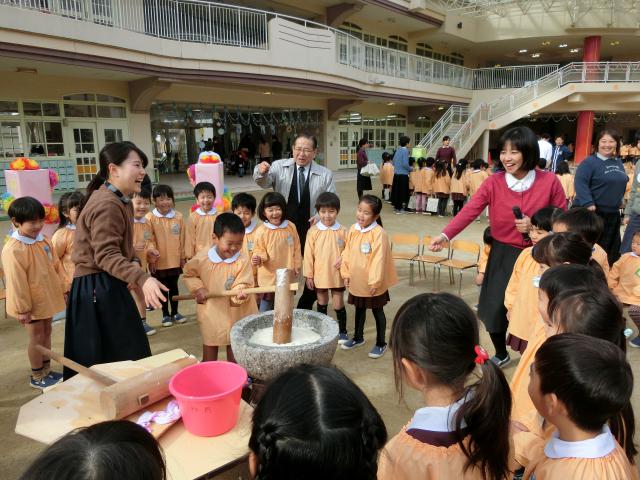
[293,147,314,154]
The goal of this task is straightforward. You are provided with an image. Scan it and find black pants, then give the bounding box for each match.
[354,307,387,346]
[158,273,180,317]
[595,209,622,265]
[64,273,151,380]
[453,199,465,216]
[391,174,409,211]
[437,197,449,216]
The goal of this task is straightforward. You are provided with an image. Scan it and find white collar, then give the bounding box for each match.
[408,396,468,433]
[11,230,44,245]
[596,152,615,161]
[630,252,639,258]
[263,219,289,230]
[196,207,217,216]
[472,169,482,173]
[245,218,258,234]
[506,169,536,192]
[65,223,76,230]
[134,217,147,224]
[152,208,176,219]
[208,246,241,264]
[544,425,616,459]
[354,221,378,233]
[316,221,341,231]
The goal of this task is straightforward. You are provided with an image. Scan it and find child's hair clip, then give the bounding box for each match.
[474,345,489,365]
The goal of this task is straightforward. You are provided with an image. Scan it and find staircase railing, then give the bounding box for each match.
[418,105,469,150]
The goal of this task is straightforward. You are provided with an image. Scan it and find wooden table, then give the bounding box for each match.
[16,349,252,479]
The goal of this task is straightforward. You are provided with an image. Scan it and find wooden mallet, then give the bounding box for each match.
[172,282,299,302]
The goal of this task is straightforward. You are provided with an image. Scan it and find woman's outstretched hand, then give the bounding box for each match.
[429,234,447,252]
[143,277,169,309]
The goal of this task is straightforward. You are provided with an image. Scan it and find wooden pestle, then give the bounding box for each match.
[272,268,294,344]
[172,283,298,302]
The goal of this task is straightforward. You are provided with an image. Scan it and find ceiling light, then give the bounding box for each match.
[570,48,580,53]
[558,44,568,48]
[494,64,502,67]
[531,53,541,58]
[518,49,528,53]
[437,106,444,110]
[387,102,395,106]
[610,41,620,46]
[16,67,38,74]
[541,41,551,46]
[263,91,272,95]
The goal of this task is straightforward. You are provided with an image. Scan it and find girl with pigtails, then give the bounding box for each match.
[378,292,514,480]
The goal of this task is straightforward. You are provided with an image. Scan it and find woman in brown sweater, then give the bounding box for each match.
[63,142,167,379]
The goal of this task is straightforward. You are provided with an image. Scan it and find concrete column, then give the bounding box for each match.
[574,36,601,164]
[481,129,490,162]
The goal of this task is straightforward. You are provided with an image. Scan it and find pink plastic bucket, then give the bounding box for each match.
[169,361,247,437]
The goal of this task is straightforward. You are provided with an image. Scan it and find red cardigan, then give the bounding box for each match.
[442,170,566,249]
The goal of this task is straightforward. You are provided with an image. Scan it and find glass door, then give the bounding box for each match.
[70,123,98,187]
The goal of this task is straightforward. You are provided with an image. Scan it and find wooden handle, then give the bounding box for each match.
[172,283,299,301]
[100,356,197,420]
[35,345,117,386]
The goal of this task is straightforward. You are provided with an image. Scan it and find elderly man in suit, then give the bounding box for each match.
[254,133,336,309]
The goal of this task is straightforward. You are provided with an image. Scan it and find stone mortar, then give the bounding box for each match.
[230,309,339,381]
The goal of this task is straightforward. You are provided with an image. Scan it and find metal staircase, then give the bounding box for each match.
[419,61,640,159]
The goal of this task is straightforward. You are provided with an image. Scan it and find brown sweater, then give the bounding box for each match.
[72,184,149,287]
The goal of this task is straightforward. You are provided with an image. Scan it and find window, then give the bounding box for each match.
[97,105,126,118]
[104,128,123,143]
[339,22,362,39]
[0,101,19,116]
[388,35,408,52]
[416,43,433,58]
[450,52,464,66]
[26,121,65,156]
[96,94,126,103]
[64,93,96,101]
[0,122,23,158]
[23,102,61,117]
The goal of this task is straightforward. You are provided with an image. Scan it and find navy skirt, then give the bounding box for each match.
[477,240,522,334]
[63,272,151,380]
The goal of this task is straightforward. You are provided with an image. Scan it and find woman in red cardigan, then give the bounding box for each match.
[429,126,566,367]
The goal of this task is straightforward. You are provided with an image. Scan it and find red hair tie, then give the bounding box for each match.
[474,345,489,365]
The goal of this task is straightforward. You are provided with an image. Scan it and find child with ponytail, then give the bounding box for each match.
[51,191,84,294]
[379,292,513,480]
[524,334,636,479]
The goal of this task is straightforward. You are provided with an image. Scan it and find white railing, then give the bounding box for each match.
[444,61,640,158]
[487,62,640,119]
[2,0,559,90]
[472,64,559,89]
[418,105,469,148]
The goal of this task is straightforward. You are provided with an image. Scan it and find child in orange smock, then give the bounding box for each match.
[524,334,637,480]
[2,197,66,389]
[183,213,258,362]
[147,184,185,327]
[554,161,574,207]
[131,189,159,336]
[504,207,555,354]
[303,192,348,342]
[185,181,218,260]
[476,226,492,287]
[378,292,513,480]
[450,159,469,216]
[51,191,84,294]
[420,157,436,214]
[468,158,489,197]
[551,207,609,276]
[380,152,394,202]
[252,192,301,312]
[608,229,640,348]
[340,195,397,359]
[433,160,451,217]
[510,262,616,469]
[412,158,427,214]
[232,192,260,289]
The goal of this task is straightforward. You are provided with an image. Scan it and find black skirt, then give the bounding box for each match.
[357,171,372,191]
[348,291,390,309]
[477,240,522,334]
[63,272,151,380]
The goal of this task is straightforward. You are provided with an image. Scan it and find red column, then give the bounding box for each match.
[574,36,601,164]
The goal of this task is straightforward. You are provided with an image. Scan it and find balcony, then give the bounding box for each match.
[1,0,557,93]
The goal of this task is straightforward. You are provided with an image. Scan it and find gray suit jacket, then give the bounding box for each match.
[253,158,336,218]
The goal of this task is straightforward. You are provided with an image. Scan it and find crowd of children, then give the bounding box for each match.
[5,137,640,479]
